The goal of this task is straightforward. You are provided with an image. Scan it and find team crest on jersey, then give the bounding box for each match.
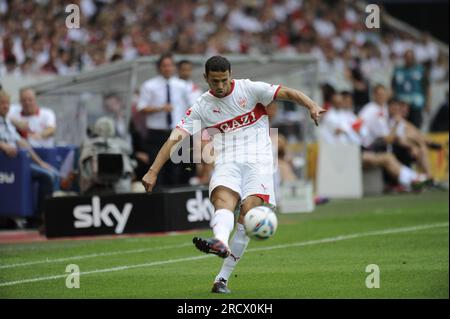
[238,97,248,108]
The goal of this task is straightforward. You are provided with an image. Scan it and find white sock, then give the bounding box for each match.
[398,166,418,186]
[212,209,235,247]
[215,223,250,282]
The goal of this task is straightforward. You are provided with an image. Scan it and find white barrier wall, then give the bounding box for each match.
[317,143,363,199]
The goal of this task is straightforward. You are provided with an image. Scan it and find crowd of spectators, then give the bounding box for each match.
[1,0,448,85]
[318,80,448,192]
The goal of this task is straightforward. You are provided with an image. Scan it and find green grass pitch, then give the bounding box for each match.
[0,190,448,298]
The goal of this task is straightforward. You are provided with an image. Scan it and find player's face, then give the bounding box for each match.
[204,70,232,98]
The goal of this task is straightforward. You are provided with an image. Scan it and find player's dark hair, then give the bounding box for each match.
[205,56,231,75]
[156,52,174,70]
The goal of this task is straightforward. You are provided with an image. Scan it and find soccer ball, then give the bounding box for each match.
[243,206,278,240]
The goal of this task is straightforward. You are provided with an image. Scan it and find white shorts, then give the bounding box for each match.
[209,162,276,207]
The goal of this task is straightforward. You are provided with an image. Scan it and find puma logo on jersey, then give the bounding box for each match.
[238,97,247,108]
[213,107,221,113]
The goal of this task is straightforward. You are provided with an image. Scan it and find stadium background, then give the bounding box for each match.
[0,0,448,299]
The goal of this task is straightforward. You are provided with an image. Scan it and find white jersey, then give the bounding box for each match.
[8,105,56,148]
[176,79,281,167]
[358,102,390,147]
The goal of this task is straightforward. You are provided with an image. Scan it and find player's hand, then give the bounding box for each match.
[142,169,158,193]
[309,104,327,126]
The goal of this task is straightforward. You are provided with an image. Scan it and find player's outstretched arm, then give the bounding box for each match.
[141,128,189,192]
[275,86,326,126]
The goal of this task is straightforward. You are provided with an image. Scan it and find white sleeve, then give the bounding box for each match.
[248,80,281,106]
[176,103,203,135]
[137,82,152,111]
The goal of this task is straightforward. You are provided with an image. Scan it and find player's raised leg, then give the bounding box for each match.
[193,185,240,258]
[212,195,263,293]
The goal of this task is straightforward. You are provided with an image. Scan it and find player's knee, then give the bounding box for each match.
[212,197,231,210]
[240,196,263,216]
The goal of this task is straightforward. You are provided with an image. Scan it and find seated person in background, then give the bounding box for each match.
[0,90,59,224]
[276,133,298,183]
[79,116,135,194]
[103,93,130,142]
[266,102,298,183]
[388,98,433,179]
[8,88,56,148]
[358,84,393,152]
[320,91,429,191]
[177,60,203,103]
[130,108,150,183]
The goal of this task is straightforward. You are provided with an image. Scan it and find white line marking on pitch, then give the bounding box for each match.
[0,222,447,288]
[0,243,192,269]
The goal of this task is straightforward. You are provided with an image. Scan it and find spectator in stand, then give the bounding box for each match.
[389,98,438,179]
[177,60,203,102]
[0,90,59,226]
[321,83,336,111]
[358,84,393,151]
[391,49,430,128]
[102,92,130,142]
[8,88,56,148]
[0,0,447,89]
[349,57,370,114]
[319,90,429,191]
[137,52,192,188]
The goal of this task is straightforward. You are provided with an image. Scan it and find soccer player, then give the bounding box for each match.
[142,56,325,293]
